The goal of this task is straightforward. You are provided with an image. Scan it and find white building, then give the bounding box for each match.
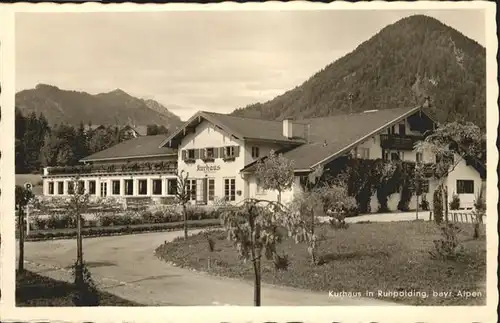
[42,106,486,212]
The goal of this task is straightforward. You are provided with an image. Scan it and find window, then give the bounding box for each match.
[48,182,54,195]
[416,152,423,163]
[388,125,395,134]
[224,178,236,201]
[390,152,401,161]
[382,149,389,161]
[67,181,74,195]
[57,181,64,195]
[398,123,406,136]
[187,149,195,159]
[138,179,147,195]
[167,179,177,195]
[225,146,235,157]
[208,179,215,201]
[205,147,215,159]
[77,180,85,194]
[186,179,197,201]
[124,179,133,195]
[112,180,121,195]
[88,180,96,195]
[457,180,474,194]
[100,182,107,197]
[152,179,162,195]
[358,147,370,159]
[251,146,260,158]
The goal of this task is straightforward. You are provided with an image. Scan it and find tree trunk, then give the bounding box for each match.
[75,210,84,285]
[252,252,261,306]
[444,185,449,222]
[277,191,281,204]
[310,208,316,265]
[18,207,25,273]
[183,204,188,240]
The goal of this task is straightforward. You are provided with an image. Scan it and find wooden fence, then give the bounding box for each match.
[428,210,485,223]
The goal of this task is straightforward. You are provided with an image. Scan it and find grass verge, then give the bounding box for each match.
[155,221,486,305]
[16,270,141,306]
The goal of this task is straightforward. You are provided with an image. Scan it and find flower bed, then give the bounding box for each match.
[26,205,223,231]
[25,218,221,241]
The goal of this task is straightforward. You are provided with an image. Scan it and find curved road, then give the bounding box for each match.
[19,229,396,306]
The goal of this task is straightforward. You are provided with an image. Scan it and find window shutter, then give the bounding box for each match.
[194,149,200,159]
[220,147,225,157]
[182,150,187,160]
[235,146,240,157]
[214,147,219,158]
[200,148,205,159]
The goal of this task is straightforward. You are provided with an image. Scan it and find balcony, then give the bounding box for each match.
[380,134,423,151]
[44,161,178,177]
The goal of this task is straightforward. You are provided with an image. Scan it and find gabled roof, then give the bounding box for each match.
[80,134,176,162]
[242,106,424,172]
[159,111,305,148]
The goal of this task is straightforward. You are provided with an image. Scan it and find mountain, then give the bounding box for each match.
[231,15,486,130]
[15,84,184,129]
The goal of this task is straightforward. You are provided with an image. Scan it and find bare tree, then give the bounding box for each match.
[221,197,311,306]
[15,185,34,273]
[66,175,90,286]
[174,170,191,240]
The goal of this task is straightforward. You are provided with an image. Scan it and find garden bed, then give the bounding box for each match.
[155,221,486,306]
[16,270,142,306]
[24,218,221,241]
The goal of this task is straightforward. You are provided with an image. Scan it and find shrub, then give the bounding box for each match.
[328,212,349,230]
[206,236,216,252]
[273,253,290,271]
[397,183,412,212]
[449,193,461,210]
[141,211,154,223]
[429,223,465,261]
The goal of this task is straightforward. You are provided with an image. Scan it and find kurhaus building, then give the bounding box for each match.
[42,106,486,212]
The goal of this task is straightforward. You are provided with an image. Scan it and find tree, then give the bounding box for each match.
[415,121,483,223]
[15,185,34,273]
[65,176,98,305]
[255,150,295,203]
[66,176,90,282]
[146,124,169,136]
[220,198,307,306]
[174,170,191,240]
[290,166,357,265]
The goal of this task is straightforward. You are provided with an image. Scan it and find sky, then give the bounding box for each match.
[16,9,486,121]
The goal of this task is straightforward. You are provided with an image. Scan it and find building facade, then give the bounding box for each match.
[42,106,486,212]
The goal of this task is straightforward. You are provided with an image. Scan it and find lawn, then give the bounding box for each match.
[16,270,141,306]
[155,221,486,305]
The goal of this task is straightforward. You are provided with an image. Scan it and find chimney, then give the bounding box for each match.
[283,119,293,139]
[423,96,431,108]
